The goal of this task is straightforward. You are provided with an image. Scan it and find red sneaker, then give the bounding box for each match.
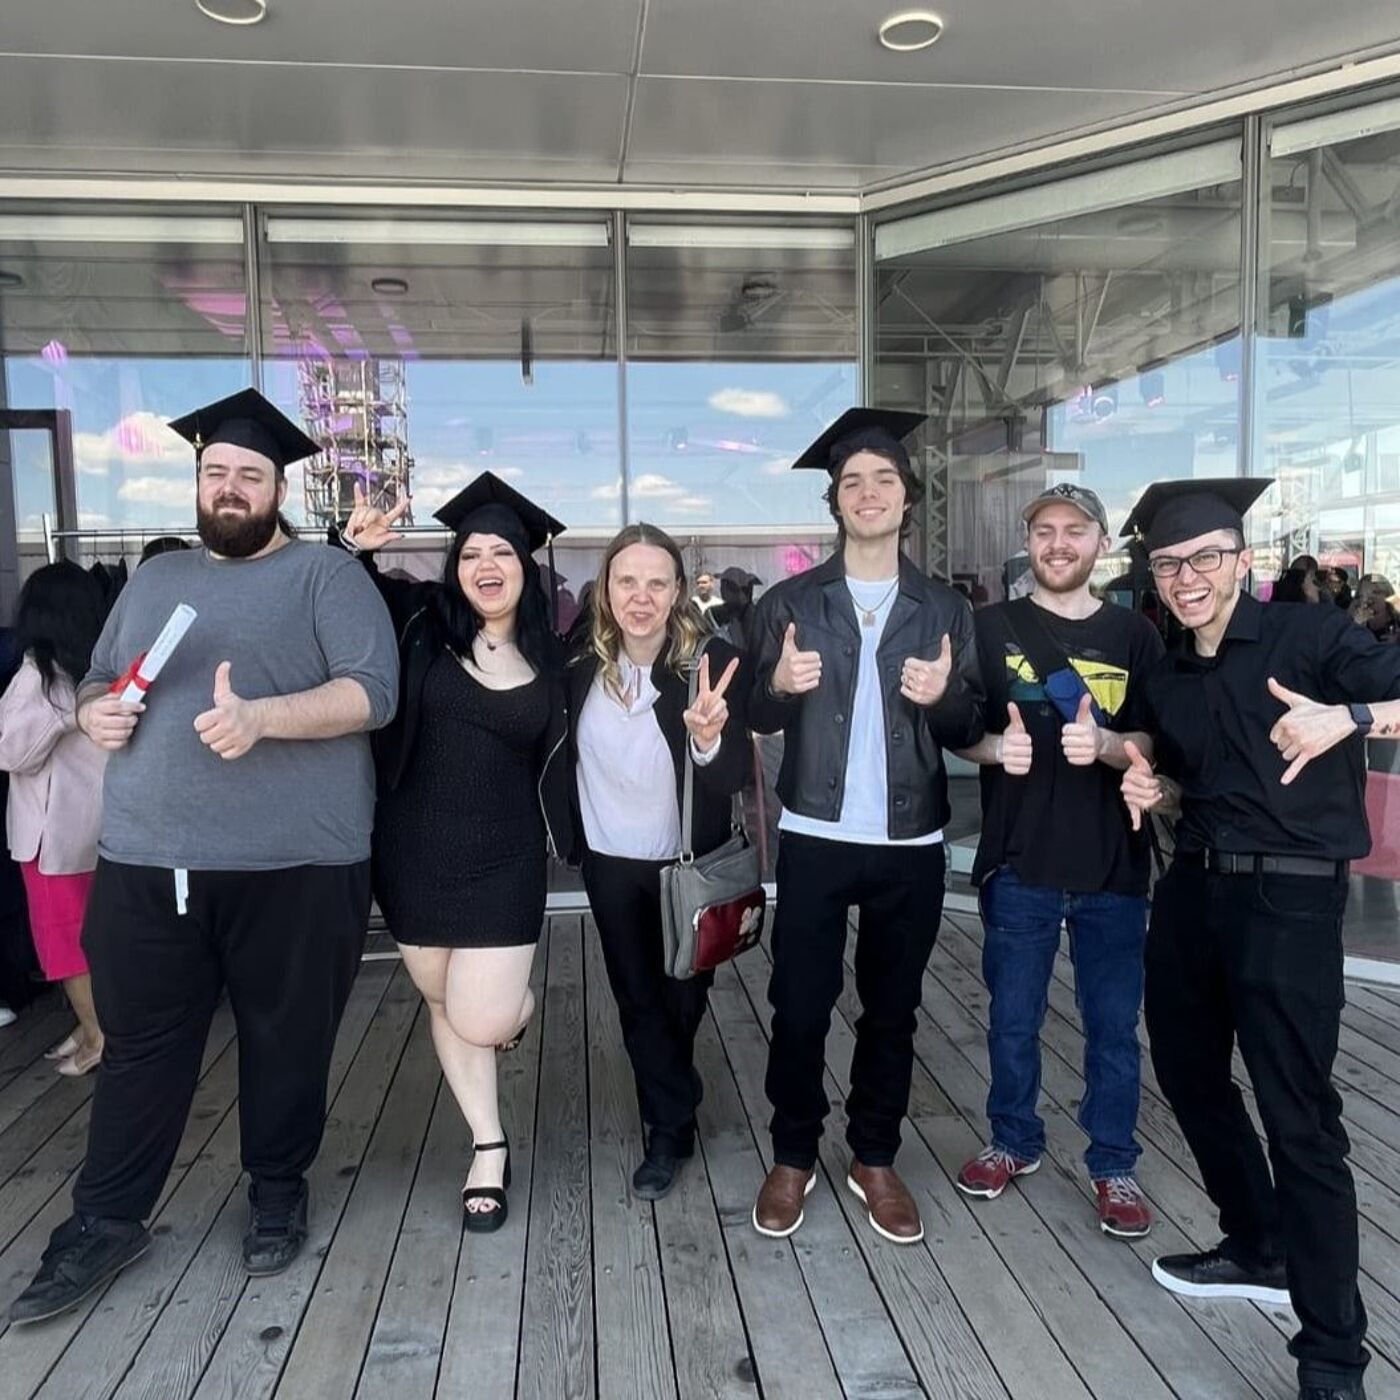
[1095,1175,1152,1238]
[956,1145,1040,1199]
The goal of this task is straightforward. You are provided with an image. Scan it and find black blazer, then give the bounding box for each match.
[339,542,576,865]
[566,637,750,859]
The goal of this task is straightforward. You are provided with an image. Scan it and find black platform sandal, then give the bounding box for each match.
[463,1139,512,1234]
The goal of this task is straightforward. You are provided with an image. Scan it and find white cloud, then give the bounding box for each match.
[631,473,686,498]
[117,476,195,509]
[671,496,713,514]
[73,412,184,479]
[707,388,790,419]
[761,455,796,476]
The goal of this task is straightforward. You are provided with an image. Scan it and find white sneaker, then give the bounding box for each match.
[0,1003,16,1029]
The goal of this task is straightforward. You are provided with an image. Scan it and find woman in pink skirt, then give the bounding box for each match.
[0,563,109,1074]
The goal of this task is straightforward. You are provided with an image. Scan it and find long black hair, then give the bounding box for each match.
[14,561,109,699]
[428,519,558,677]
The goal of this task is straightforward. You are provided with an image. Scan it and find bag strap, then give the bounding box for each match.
[679,638,710,865]
[1005,597,1075,687]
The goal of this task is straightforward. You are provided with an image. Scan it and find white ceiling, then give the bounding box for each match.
[1,0,1399,192]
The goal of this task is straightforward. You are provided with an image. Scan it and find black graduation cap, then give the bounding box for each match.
[431,470,565,554]
[166,388,320,471]
[432,470,568,633]
[790,407,927,474]
[1121,477,1272,552]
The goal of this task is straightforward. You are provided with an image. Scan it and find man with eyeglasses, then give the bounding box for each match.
[1121,477,1400,1400]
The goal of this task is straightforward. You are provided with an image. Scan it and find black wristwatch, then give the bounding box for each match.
[1349,703,1374,738]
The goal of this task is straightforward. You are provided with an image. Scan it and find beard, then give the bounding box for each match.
[197,495,280,558]
[1029,551,1097,594]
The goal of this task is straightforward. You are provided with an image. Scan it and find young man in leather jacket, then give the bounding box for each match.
[747,408,984,1244]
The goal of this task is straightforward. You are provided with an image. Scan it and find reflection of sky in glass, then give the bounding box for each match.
[4,350,857,533]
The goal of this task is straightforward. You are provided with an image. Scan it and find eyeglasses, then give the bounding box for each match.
[1147,547,1243,579]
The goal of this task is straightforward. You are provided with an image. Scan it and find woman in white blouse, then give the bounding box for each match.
[567,524,749,1200]
[0,563,109,1074]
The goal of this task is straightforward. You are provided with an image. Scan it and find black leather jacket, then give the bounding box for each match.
[748,552,984,840]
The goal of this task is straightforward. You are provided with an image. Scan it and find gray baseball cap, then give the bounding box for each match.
[1021,483,1109,532]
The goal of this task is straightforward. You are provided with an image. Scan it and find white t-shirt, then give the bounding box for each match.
[779,577,943,848]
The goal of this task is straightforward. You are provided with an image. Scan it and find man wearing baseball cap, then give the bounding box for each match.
[952,481,1164,1238]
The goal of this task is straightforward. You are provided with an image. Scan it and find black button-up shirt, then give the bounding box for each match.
[1142,593,1400,860]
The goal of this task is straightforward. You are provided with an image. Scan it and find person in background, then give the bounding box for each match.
[0,563,109,1071]
[570,523,748,1201]
[138,536,192,567]
[1320,566,1353,611]
[691,570,722,620]
[1349,575,1399,644]
[1272,555,1322,605]
[339,474,573,1232]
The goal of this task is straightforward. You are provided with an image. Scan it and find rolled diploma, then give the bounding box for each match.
[113,603,197,703]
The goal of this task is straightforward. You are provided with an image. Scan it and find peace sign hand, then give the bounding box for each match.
[343,483,411,552]
[900,634,953,707]
[1267,676,1358,786]
[683,653,740,753]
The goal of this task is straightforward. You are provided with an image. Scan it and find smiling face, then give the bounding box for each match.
[1151,527,1252,632]
[457,532,524,623]
[195,443,286,557]
[1026,501,1107,594]
[607,542,681,648]
[834,450,908,542]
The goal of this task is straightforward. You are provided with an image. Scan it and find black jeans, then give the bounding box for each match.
[1145,857,1368,1389]
[75,859,369,1221]
[582,851,711,1158]
[766,831,946,1170]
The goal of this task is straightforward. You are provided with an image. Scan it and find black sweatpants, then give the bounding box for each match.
[766,831,946,1170]
[582,851,712,1158]
[74,858,370,1222]
[1145,857,1368,1389]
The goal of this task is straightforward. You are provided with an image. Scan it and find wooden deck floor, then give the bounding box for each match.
[1,911,1399,1400]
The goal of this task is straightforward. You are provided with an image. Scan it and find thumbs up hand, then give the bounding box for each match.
[1120,740,1162,832]
[901,634,954,707]
[194,661,265,760]
[771,621,822,696]
[1266,675,1358,786]
[1060,691,1103,767]
[998,701,1034,776]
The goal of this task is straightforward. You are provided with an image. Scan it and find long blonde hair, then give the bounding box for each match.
[587,523,705,699]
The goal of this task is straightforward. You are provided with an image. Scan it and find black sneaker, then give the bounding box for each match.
[243,1180,308,1277]
[632,1152,684,1201]
[8,1213,151,1324]
[1299,1384,1365,1399]
[1151,1246,1288,1304]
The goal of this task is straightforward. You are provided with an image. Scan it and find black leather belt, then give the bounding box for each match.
[1194,849,1347,879]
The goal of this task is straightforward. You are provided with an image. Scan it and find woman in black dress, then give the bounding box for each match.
[342,474,572,1232]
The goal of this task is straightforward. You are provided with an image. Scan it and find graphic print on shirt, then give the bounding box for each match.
[1002,647,1130,718]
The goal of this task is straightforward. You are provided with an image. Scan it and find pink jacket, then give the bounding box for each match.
[0,656,106,875]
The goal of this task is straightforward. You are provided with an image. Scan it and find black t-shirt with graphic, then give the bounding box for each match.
[971,598,1165,896]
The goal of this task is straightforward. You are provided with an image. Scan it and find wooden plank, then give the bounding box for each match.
[0,995,69,1083]
[273,1007,440,1397]
[24,961,394,1400]
[186,966,422,1400]
[582,918,675,1400]
[689,1011,843,1400]
[708,959,924,1400]
[517,916,594,1400]
[433,929,548,1400]
[0,1077,91,1195]
[728,951,1011,1400]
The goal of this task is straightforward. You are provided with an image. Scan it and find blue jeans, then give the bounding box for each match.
[979,866,1147,1179]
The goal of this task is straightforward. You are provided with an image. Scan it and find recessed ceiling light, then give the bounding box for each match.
[196,0,267,26]
[878,9,945,51]
[370,276,410,296]
[0,271,22,289]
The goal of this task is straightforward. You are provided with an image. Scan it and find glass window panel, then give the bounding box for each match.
[875,142,1244,886]
[624,222,857,531]
[1258,98,1400,963]
[0,201,251,547]
[258,211,620,531]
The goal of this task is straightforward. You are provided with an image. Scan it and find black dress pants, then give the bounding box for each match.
[1145,857,1368,1389]
[766,831,946,1170]
[582,851,711,1158]
[74,858,370,1222]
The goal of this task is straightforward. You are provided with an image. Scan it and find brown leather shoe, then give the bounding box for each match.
[752,1164,816,1238]
[846,1160,923,1244]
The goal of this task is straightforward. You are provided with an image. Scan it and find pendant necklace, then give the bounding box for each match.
[858,580,899,627]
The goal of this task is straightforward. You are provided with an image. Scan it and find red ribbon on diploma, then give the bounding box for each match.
[108,652,149,696]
